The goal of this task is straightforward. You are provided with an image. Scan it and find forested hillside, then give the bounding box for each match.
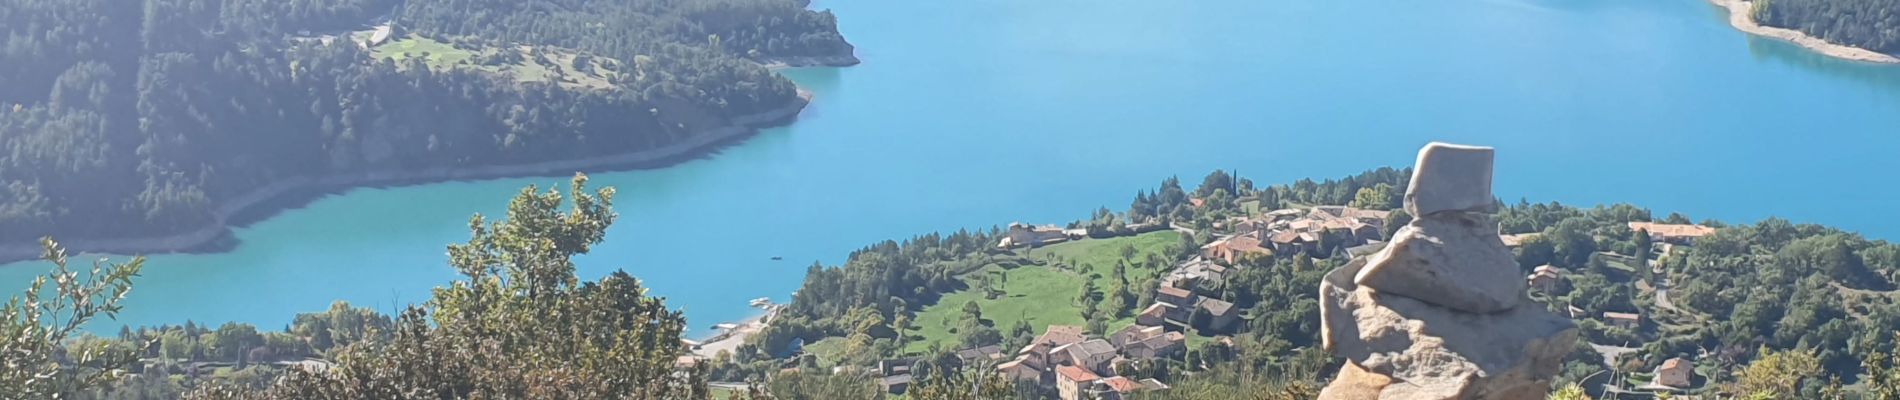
[0,0,854,248]
[1754,0,1900,55]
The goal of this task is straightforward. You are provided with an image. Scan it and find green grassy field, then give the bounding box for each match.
[902,231,1181,353]
[802,337,846,365]
[371,35,621,90]
[373,35,476,67]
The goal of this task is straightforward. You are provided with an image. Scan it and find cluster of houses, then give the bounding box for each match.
[986,325,1177,400]
[1201,206,1392,263]
[1136,285,1239,333]
[1511,221,1717,393]
[970,261,1254,399]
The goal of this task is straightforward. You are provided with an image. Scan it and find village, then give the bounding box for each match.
[944,204,1716,398]
[682,190,1723,399]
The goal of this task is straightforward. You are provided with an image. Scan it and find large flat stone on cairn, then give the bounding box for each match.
[1353,214,1526,314]
[1320,259,1577,400]
[1405,143,1495,217]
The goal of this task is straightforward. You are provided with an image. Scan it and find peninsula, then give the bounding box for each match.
[1710,0,1900,64]
[0,0,858,264]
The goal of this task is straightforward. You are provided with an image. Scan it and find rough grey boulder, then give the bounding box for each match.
[1354,214,1525,314]
[1404,143,1495,217]
[1321,259,1577,400]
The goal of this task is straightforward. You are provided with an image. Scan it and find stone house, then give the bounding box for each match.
[1090,376,1144,400]
[1269,230,1320,255]
[995,358,1039,382]
[1201,234,1272,264]
[1121,331,1186,360]
[997,325,1089,386]
[1655,357,1695,388]
[1194,298,1239,332]
[1055,365,1101,400]
[1603,312,1640,330]
[1135,303,1174,327]
[1155,285,1197,308]
[1527,265,1561,292]
[1109,324,1165,348]
[998,223,1074,248]
[878,374,912,395]
[1053,339,1118,375]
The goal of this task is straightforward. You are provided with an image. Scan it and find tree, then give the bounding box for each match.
[1,238,145,397]
[904,365,1014,400]
[1632,228,1653,260]
[1732,348,1822,398]
[1547,382,1591,400]
[1382,209,1412,239]
[744,371,879,400]
[1865,346,1900,400]
[1349,184,1397,211]
[1516,234,1558,269]
[236,174,711,399]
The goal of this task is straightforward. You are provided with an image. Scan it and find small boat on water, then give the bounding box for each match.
[749,297,772,308]
[771,256,783,261]
[713,323,740,331]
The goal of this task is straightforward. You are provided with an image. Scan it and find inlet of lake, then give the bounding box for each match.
[7,0,1900,337]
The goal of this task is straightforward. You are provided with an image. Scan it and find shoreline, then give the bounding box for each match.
[1709,0,1900,64]
[760,53,863,70]
[0,89,819,265]
[690,305,778,358]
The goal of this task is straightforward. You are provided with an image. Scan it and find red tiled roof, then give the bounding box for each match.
[1101,376,1141,393]
[1156,286,1192,299]
[1056,365,1099,383]
[1035,325,1086,347]
[1139,303,1170,318]
[1270,230,1304,244]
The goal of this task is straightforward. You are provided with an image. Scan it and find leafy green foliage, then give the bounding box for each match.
[0,239,145,398]
[176,174,712,399]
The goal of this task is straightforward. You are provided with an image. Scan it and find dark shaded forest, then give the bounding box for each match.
[1754,0,1900,55]
[0,0,853,245]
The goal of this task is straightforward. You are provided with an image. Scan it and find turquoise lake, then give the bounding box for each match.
[7,0,1900,337]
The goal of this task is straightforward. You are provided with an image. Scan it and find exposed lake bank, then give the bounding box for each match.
[0,90,817,266]
[1709,0,1900,64]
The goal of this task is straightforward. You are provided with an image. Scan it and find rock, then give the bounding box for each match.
[1353,214,1525,313]
[1404,143,1495,217]
[1317,361,1391,399]
[1321,259,1577,400]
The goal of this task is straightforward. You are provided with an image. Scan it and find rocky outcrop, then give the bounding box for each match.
[1319,142,1576,400]
[1355,213,1524,314]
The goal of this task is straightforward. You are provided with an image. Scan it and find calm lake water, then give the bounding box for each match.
[7,0,1900,336]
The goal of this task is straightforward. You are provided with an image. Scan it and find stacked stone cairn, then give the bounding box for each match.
[1317,142,1578,400]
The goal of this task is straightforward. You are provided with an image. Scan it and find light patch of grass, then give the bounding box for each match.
[372,35,475,67]
[902,231,1183,354]
[370,36,623,91]
[906,266,1081,353]
[802,337,847,366]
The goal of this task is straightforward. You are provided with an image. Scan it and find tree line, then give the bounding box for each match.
[1755,0,1900,55]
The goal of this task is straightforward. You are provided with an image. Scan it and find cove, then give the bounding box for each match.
[8,0,1900,337]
